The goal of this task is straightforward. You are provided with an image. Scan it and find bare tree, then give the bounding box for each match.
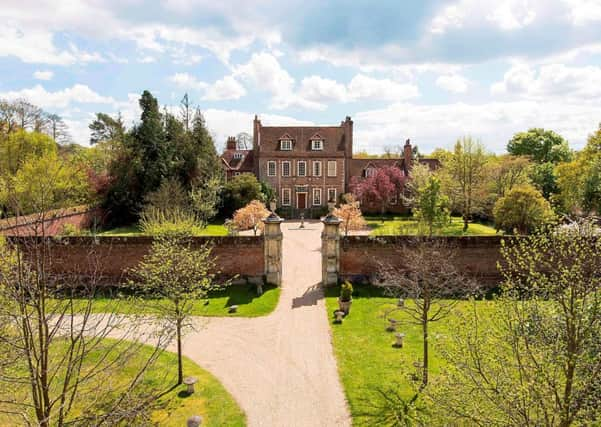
[432,220,601,426]
[180,93,192,132]
[0,161,173,426]
[377,238,478,389]
[44,113,71,144]
[236,132,252,150]
[131,235,229,385]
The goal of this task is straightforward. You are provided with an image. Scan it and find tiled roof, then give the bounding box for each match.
[348,157,440,177]
[221,149,254,171]
[258,126,347,156]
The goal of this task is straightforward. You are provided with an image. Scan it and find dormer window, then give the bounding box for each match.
[280,139,292,151]
[233,152,243,160]
[311,140,323,150]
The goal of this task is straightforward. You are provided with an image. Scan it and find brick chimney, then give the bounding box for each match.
[404,138,413,171]
[226,136,237,150]
[343,116,353,190]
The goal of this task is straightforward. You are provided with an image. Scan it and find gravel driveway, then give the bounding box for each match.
[182,220,351,427]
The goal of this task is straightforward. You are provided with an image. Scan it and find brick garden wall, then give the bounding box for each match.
[339,235,506,286]
[9,236,265,284]
[0,206,104,236]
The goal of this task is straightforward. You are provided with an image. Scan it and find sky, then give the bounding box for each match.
[2,0,601,154]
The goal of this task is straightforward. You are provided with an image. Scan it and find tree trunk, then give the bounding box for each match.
[422,318,429,389]
[462,213,468,232]
[176,316,183,385]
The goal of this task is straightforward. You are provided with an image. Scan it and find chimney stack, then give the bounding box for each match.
[404,138,413,171]
[226,136,237,150]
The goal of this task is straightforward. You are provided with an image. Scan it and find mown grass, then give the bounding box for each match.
[58,285,281,318]
[325,285,495,426]
[0,339,245,426]
[97,222,229,237]
[366,215,498,236]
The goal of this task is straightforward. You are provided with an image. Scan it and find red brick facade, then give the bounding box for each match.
[220,115,439,215]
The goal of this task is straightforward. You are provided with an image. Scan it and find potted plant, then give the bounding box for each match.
[338,281,353,314]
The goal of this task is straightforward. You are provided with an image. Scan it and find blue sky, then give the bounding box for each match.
[2,0,601,153]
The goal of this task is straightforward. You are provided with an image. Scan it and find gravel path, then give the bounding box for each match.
[183,220,351,427]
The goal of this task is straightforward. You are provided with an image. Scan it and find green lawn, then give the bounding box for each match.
[97,222,229,236]
[0,339,245,426]
[61,285,281,318]
[325,285,494,425]
[366,215,499,236]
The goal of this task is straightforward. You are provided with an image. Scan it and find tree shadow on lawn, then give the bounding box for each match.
[209,284,278,309]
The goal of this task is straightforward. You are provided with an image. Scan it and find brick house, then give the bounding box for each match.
[220,115,438,216]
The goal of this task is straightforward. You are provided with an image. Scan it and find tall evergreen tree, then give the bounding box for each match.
[191,109,220,182]
[133,91,168,196]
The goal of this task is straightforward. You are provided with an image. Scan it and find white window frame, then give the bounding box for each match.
[233,152,243,160]
[282,188,291,206]
[280,139,292,151]
[311,139,323,150]
[297,160,307,177]
[327,160,337,177]
[327,188,337,203]
[312,188,322,206]
[313,160,322,177]
[282,161,291,177]
[267,161,276,177]
[365,167,376,177]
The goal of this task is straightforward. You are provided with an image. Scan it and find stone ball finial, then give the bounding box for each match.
[187,415,203,427]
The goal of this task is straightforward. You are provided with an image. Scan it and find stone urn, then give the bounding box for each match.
[338,297,352,315]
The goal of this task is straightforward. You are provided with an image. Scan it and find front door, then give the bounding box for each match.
[297,193,307,209]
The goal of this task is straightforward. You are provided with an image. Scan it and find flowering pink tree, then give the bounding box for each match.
[351,166,406,220]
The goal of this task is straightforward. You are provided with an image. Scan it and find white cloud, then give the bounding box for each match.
[169,73,246,101]
[563,0,601,25]
[491,62,601,100]
[430,4,465,34]
[0,84,115,109]
[430,0,540,35]
[0,24,104,65]
[354,99,601,154]
[348,74,420,102]
[436,74,469,93]
[33,70,54,81]
[235,54,419,108]
[169,72,208,91]
[203,76,246,101]
[486,2,537,30]
[298,76,348,103]
[234,52,323,110]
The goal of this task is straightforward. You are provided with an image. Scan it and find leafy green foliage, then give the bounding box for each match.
[432,223,601,426]
[131,236,229,384]
[493,185,555,234]
[447,137,487,231]
[412,175,449,237]
[100,92,221,226]
[221,173,263,217]
[507,128,572,163]
[529,161,558,200]
[4,151,90,214]
[190,177,221,225]
[340,281,353,302]
[0,130,57,175]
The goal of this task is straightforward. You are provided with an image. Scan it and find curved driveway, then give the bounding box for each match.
[183,220,350,427]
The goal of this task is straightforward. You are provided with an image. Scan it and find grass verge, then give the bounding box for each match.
[365,216,498,236]
[325,285,494,426]
[58,285,281,318]
[0,339,245,426]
